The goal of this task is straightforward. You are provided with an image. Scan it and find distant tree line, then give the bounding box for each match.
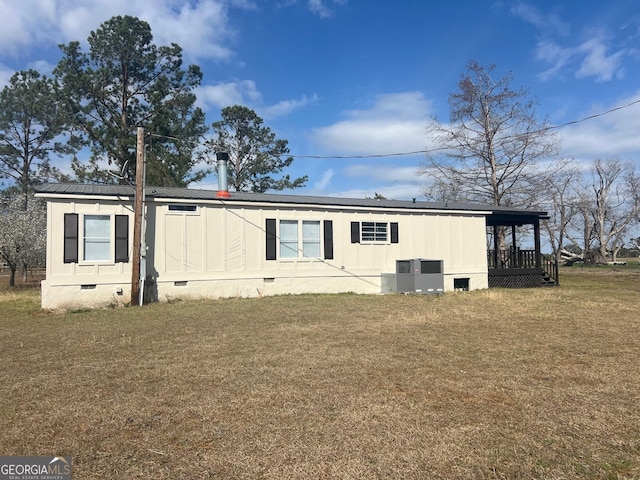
[541,157,640,264]
[420,61,640,265]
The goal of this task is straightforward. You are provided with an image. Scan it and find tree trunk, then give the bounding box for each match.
[495,226,508,252]
[598,243,608,264]
[584,249,607,265]
[21,262,28,283]
[612,246,622,263]
[8,265,16,287]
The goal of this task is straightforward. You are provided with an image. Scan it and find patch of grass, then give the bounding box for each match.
[1,269,639,479]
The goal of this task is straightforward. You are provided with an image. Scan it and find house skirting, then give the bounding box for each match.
[488,268,544,288]
[40,272,489,309]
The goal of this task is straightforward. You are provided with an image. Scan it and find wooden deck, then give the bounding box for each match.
[488,249,558,288]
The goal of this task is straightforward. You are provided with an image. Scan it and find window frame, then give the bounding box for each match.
[167,204,199,214]
[266,219,333,261]
[279,219,300,259]
[63,213,130,265]
[83,214,112,262]
[301,220,321,258]
[278,219,322,260]
[351,221,399,245]
[361,221,388,243]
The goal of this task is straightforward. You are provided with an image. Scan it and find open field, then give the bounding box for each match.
[1,268,639,479]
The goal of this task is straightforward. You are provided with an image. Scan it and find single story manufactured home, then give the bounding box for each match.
[35,183,557,310]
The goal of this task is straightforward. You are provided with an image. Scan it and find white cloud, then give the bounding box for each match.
[513,3,627,83]
[0,0,237,62]
[536,36,625,82]
[314,164,426,200]
[229,0,257,9]
[0,1,55,56]
[558,92,640,160]
[197,80,262,110]
[311,92,432,155]
[27,60,57,76]
[313,168,334,190]
[344,164,423,185]
[260,93,318,119]
[276,0,346,17]
[198,81,318,119]
[536,41,574,80]
[0,64,14,87]
[57,3,96,43]
[307,0,346,18]
[276,0,298,8]
[510,2,570,36]
[575,38,625,82]
[0,5,23,54]
[146,1,236,61]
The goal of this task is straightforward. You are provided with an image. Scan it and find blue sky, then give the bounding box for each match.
[1,0,639,199]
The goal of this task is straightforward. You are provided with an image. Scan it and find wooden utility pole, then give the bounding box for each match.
[131,127,144,306]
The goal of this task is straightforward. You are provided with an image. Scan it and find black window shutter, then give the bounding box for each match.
[63,213,78,263]
[266,218,277,260]
[350,222,360,244]
[391,222,399,244]
[115,215,129,263]
[323,220,334,260]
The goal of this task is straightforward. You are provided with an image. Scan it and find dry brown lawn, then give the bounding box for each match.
[1,268,639,479]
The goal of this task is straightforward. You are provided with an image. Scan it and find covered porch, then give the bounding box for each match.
[486,210,558,288]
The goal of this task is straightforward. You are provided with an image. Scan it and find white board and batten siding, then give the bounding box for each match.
[37,186,491,309]
[41,196,135,309]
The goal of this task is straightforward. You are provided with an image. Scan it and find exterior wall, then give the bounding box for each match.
[42,197,134,309]
[41,196,489,309]
[144,200,488,303]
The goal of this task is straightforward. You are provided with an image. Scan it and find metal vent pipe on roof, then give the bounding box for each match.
[216,151,231,199]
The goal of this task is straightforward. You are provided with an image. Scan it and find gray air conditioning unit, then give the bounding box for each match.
[395,259,444,294]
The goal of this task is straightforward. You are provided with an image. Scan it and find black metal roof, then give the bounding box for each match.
[35,183,548,222]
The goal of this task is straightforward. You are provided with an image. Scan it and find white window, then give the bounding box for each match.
[361,221,388,242]
[302,221,321,257]
[280,220,299,258]
[279,220,321,258]
[84,215,110,261]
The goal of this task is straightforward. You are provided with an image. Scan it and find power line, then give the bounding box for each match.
[287,149,447,159]
[548,97,640,128]
[284,97,640,160]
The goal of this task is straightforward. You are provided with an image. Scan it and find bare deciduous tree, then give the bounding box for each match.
[560,190,591,264]
[0,194,46,286]
[538,159,581,264]
[419,61,559,212]
[587,158,640,263]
